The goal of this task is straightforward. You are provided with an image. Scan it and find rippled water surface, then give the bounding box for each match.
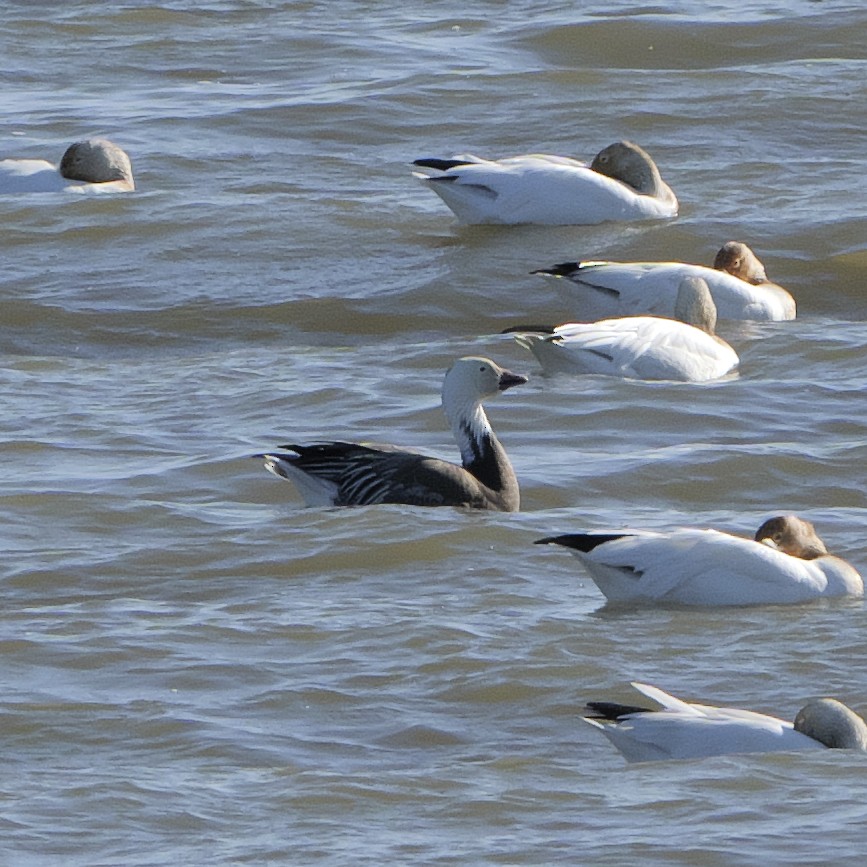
[2,1,867,864]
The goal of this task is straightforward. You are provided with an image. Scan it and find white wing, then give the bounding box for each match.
[0,159,69,193]
[540,261,796,321]
[519,316,738,381]
[0,158,132,195]
[566,528,862,605]
[413,156,676,225]
[585,683,825,762]
[589,709,821,762]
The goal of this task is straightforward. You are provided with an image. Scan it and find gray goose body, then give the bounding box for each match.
[259,357,527,510]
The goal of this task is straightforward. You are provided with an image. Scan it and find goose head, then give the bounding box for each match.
[794,699,867,750]
[442,356,527,415]
[754,515,829,560]
[59,138,135,188]
[441,357,527,488]
[673,276,718,335]
[589,140,664,196]
[713,241,768,284]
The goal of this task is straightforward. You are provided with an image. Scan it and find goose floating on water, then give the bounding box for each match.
[583,682,867,763]
[535,515,863,606]
[0,138,135,194]
[510,276,738,382]
[412,140,677,225]
[259,357,527,510]
[534,241,795,321]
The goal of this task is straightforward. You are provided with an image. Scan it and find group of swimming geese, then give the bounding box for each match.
[6,136,865,762]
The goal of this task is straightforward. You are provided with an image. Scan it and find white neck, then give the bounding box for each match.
[444,393,493,468]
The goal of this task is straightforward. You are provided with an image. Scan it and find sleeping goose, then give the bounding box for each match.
[535,515,863,606]
[412,140,677,225]
[258,357,527,510]
[583,682,867,763]
[511,276,738,382]
[0,138,135,194]
[534,241,795,321]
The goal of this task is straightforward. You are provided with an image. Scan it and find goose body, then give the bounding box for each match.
[583,683,867,763]
[535,516,863,606]
[259,357,527,510]
[0,139,134,194]
[535,242,795,321]
[513,276,738,382]
[412,141,677,225]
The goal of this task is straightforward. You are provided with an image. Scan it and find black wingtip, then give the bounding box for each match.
[534,533,630,552]
[531,261,581,278]
[584,701,654,721]
[413,157,471,171]
[501,324,556,335]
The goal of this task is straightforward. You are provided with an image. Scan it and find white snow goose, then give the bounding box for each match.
[510,276,738,382]
[0,138,135,194]
[412,140,677,225]
[583,682,867,763]
[535,515,863,606]
[534,241,795,321]
[259,357,527,510]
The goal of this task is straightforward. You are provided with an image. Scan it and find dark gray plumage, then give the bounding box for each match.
[259,357,527,510]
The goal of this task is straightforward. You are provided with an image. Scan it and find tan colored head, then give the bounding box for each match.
[673,276,717,335]
[59,138,134,188]
[713,241,767,284]
[590,141,663,196]
[754,515,829,560]
[794,698,867,750]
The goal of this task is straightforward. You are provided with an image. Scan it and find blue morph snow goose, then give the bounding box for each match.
[512,276,738,382]
[535,515,863,606]
[583,683,867,763]
[0,139,134,194]
[259,357,528,510]
[534,241,795,321]
[412,140,677,225]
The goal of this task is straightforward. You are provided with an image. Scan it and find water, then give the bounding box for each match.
[2,1,867,863]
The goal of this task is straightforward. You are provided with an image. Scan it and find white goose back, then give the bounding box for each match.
[583,683,867,762]
[512,276,738,382]
[534,241,795,321]
[535,516,863,606]
[412,140,677,225]
[0,138,134,194]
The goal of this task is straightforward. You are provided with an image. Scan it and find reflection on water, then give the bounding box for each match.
[2,1,867,863]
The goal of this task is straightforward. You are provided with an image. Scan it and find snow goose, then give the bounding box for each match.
[0,138,134,194]
[412,140,677,225]
[534,241,795,321]
[535,515,863,606]
[583,682,867,762]
[510,276,738,382]
[258,357,527,510]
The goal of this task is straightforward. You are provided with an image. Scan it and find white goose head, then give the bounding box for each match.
[590,140,665,197]
[794,699,867,750]
[673,276,718,335]
[441,356,527,410]
[713,241,768,284]
[441,356,527,465]
[59,138,135,188]
[754,515,829,560]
